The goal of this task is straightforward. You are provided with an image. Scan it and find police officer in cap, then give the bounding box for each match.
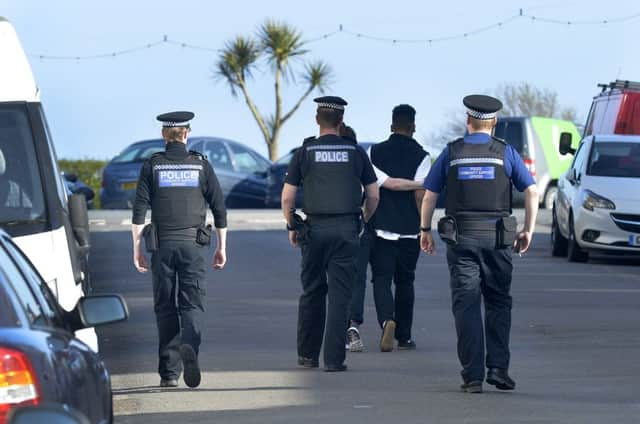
[419,95,539,393]
[131,111,228,388]
[281,96,379,372]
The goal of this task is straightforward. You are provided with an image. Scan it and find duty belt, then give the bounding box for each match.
[455,217,499,233]
[157,227,198,241]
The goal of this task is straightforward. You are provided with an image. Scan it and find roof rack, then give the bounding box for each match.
[597,80,640,93]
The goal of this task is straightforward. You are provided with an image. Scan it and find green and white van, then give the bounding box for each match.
[494,116,581,208]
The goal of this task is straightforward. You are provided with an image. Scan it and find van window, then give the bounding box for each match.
[505,121,524,155]
[38,106,68,209]
[0,104,47,225]
[588,142,640,178]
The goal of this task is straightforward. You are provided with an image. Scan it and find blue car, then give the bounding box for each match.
[100,137,271,209]
[0,229,128,423]
[265,142,374,208]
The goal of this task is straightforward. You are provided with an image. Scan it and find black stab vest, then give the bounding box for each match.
[149,152,207,231]
[300,136,362,215]
[445,137,512,217]
[370,135,427,234]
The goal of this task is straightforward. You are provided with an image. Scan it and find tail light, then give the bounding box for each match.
[524,159,536,177]
[0,347,40,424]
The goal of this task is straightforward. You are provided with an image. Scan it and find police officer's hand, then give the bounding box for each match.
[288,230,298,248]
[420,231,436,255]
[514,231,533,254]
[133,249,149,273]
[213,248,227,269]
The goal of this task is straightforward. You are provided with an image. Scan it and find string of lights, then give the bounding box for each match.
[29,9,640,61]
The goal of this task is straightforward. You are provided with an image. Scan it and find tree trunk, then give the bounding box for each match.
[267,138,279,161]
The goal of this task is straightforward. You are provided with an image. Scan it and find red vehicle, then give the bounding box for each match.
[584,80,640,137]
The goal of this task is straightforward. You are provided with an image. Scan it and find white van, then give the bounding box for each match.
[0,17,97,350]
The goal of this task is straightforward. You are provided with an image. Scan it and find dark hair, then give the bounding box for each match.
[317,108,343,128]
[339,123,357,142]
[392,104,416,131]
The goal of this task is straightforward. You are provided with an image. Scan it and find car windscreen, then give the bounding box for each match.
[112,142,164,164]
[588,142,640,178]
[275,151,295,165]
[0,105,47,225]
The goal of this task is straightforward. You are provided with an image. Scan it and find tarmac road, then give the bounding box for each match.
[89,210,640,423]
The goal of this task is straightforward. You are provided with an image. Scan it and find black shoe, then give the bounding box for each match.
[486,368,516,390]
[460,380,483,393]
[324,364,348,372]
[297,356,319,368]
[159,378,178,388]
[179,344,201,388]
[397,339,416,350]
[380,320,396,352]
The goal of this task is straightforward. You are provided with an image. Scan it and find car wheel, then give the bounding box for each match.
[551,208,568,257]
[544,186,558,210]
[567,215,589,263]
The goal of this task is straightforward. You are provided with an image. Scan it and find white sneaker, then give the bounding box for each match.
[347,326,364,352]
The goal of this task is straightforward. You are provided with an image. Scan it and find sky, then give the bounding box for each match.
[2,0,638,160]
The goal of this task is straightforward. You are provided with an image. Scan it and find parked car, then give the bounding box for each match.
[100,137,271,209]
[265,142,374,208]
[551,133,640,262]
[0,229,128,423]
[584,80,640,137]
[1,17,96,351]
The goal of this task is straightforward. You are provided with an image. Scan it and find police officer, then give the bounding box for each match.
[281,96,379,371]
[368,104,431,353]
[131,111,228,388]
[419,95,539,393]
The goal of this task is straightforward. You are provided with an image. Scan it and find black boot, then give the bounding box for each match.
[486,368,516,390]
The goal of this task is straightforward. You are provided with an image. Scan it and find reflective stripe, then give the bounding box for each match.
[153,164,203,170]
[449,158,504,167]
[307,145,356,151]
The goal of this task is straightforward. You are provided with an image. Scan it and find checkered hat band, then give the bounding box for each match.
[162,121,190,127]
[317,103,344,111]
[466,108,496,120]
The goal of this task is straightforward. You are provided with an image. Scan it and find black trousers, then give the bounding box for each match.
[370,236,421,342]
[298,216,359,366]
[151,240,207,380]
[349,226,374,326]
[446,235,513,383]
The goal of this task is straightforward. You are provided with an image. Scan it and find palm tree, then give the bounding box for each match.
[215,20,333,160]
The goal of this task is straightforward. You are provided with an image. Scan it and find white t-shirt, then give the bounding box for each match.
[367,147,431,240]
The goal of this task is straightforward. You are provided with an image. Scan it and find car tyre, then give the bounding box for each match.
[567,215,589,263]
[543,186,558,210]
[551,208,568,257]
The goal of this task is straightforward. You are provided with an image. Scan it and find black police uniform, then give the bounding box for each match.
[285,133,377,368]
[132,133,226,381]
[444,135,514,385]
[369,134,427,342]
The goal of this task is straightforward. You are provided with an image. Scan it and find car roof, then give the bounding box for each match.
[587,134,640,143]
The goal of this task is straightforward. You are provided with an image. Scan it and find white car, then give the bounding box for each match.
[551,134,640,262]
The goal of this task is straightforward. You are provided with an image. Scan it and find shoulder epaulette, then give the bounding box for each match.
[491,135,508,145]
[188,150,207,161]
[302,136,316,145]
[148,151,165,163]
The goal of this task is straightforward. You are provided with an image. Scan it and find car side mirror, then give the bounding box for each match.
[559,132,576,155]
[75,295,129,329]
[9,404,90,424]
[63,173,79,183]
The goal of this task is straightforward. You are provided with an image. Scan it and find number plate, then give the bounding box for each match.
[629,235,640,246]
[121,182,137,191]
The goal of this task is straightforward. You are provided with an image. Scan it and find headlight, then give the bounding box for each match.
[582,189,616,211]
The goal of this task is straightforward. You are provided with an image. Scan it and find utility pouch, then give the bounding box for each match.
[293,212,311,244]
[496,216,518,249]
[142,223,158,252]
[196,224,212,246]
[437,216,458,246]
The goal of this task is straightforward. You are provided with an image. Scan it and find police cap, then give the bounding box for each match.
[463,95,502,120]
[314,96,348,111]
[156,111,195,128]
